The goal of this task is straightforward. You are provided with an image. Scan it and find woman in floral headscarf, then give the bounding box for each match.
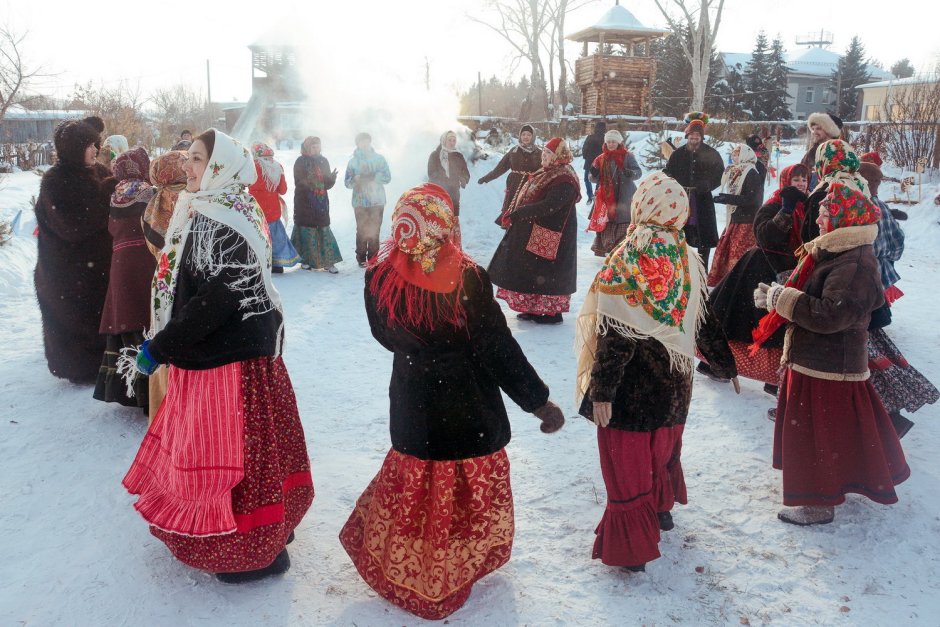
[140,150,188,419]
[97,134,129,171]
[801,139,869,244]
[249,142,300,273]
[575,171,738,572]
[121,129,314,583]
[94,147,155,411]
[291,136,342,273]
[488,137,580,324]
[340,183,565,620]
[707,142,764,286]
[753,182,909,526]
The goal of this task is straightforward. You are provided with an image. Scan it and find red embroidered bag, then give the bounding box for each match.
[525,209,571,260]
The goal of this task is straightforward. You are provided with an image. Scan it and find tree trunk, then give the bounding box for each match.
[557,0,568,117]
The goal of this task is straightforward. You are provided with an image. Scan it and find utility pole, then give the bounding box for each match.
[835,70,841,115]
[206,59,212,105]
[478,72,483,116]
[425,57,430,91]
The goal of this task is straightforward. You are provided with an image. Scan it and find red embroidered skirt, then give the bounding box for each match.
[593,425,687,567]
[339,448,514,620]
[496,287,570,316]
[773,368,910,507]
[707,223,757,287]
[124,356,314,573]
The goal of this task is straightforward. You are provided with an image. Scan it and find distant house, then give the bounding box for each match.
[857,75,940,121]
[0,106,83,143]
[719,47,893,120]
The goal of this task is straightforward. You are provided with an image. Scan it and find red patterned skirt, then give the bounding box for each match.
[123,356,314,573]
[707,223,757,287]
[868,328,939,415]
[339,448,514,620]
[496,287,571,316]
[593,425,686,567]
[773,368,909,507]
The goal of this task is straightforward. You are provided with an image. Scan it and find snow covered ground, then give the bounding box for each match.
[1,141,939,626]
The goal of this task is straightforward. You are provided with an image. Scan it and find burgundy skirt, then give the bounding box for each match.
[593,425,686,567]
[340,448,513,620]
[496,287,571,316]
[773,368,910,507]
[707,223,757,287]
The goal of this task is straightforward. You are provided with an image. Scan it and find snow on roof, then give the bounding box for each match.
[857,74,940,89]
[1,106,84,121]
[720,47,892,80]
[721,52,752,70]
[568,3,668,42]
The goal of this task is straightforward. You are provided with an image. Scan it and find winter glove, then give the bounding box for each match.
[754,282,784,311]
[477,176,487,185]
[753,282,770,309]
[713,193,733,205]
[532,400,565,434]
[135,340,159,376]
[779,186,807,214]
[592,401,612,428]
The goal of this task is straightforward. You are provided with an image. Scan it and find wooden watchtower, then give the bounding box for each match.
[568,2,668,117]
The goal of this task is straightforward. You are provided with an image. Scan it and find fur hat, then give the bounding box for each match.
[54,120,101,167]
[861,151,883,167]
[684,112,709,137]
[82,116,104,149]
[858,161,884,197]
[807,112,844,139]
[604,129,624,144]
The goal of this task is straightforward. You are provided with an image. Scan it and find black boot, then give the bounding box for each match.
[516,313,537,322]
[657,511,674,531]
[889,411,915,439]
[271,266,284,274]
[696,361,727,382]
[532,313,563,325]
[763,383,778,397]
[215,549,291,584]
[623,563,646,573]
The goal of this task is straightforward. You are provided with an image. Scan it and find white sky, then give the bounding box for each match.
[4,0,937,106]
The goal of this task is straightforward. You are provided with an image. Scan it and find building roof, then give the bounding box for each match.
[857,74,940,89]
[567,3,669,43]
[1,106,84,121]
[720,47,893,80]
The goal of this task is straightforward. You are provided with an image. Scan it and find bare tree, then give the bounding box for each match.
[0,26,42,122]
[69,81,155,149]
[652,0,725,111]
[150,83,219,148]
[874,69,940,170]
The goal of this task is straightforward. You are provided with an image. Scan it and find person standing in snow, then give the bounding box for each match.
[249,142,300,273]
[122,129,313,583]
[857,154,938,438]
[344,132,391,267]
[586,128,642,256]
[488,137,580,324]
[581,120,607,206]
[93,147,155,412]
[753,182,909,526]
[340,183,565,620]
[98,134,129,172]
[707,142,765,286]
[800,113,843,184]
[663,112,724,268]
[291,136,342,273]
[576,172,738,572]
[427,130,470,214]
[477,123,541,223]
[34,119,114,383]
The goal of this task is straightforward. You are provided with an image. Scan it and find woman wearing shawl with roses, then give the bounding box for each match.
[341,183,565,620]
[120,129,313,583]
[575,172,738,573]
[752,182,909,526]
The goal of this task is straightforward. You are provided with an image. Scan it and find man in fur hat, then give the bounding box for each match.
[663,112,724,267]
[800,112,844,176]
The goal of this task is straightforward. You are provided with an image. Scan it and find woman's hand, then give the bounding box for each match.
[592,401,612,428]
[533,400,565,434]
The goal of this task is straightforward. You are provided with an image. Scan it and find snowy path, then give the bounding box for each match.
[1,148,939,626]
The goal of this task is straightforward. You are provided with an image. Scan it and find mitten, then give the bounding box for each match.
[713,193,733,204]
[766,283,785,311]
[477,177,486,185]
[753,282,771,309]
[779,186,807,214]
[533,400,565,434]
[135,340,159,376]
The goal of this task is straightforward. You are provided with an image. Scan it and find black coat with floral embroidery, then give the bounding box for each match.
[578,307,735,432]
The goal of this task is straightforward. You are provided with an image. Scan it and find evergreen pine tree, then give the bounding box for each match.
[831,36,872,120]
[765,36,792,120]
[890,58,915,79]
[650,29,693,118]
[743,31,771,119]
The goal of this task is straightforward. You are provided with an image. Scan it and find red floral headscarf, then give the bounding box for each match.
[823,182,881,230]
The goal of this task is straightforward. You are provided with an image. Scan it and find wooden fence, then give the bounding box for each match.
[0,143,55,171]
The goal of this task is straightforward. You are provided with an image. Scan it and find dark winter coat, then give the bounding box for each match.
[589,152,643,224]
[774,225,884,381]
[147,218,283,370]
[34,161,114,382]
[487,180,579,296]
[427,147,471,214]
[293,155,337,228]
[99,200,156,334]
[478,145,542,216]
[722,168,765,225]
[364,264,550,461]
[578,307,736,431]
[663,143,724,248]
[708,196,803,347]
[582,132,605,172]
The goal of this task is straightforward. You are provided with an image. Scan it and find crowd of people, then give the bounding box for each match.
[29,111,935,619]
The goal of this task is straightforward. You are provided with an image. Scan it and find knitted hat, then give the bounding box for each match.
[604,129,624,144]
[858,161,884,197]
[545,137,563,153]
[807,112,844,139]
[684,112,709,137]
[861,151,883,166]
[53,120,101,166]
[824,182,880,230]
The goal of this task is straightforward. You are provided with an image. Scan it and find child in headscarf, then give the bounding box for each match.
[576,172,738,572]
[249,142,300,273]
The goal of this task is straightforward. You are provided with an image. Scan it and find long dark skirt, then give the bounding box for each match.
[93,331,148,412]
